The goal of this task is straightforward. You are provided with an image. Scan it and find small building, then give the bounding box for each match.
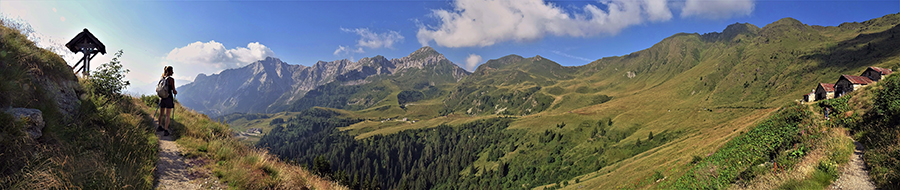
[247,128,263,134]
[834,75,873,97]
[861,66,893,82]
[803,92,815,102]
[815,83,835,101]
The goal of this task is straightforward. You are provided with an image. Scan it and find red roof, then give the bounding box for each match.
[819,83,835,92]
[869,67,893,75]
[841,75,874,85]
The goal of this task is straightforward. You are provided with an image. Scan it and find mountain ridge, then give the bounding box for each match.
[178,46,469,117]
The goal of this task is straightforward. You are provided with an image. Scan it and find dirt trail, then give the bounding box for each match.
[829,141,876,190]
[153,120,201,190]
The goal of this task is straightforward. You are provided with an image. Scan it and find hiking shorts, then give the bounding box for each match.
[160,97,175,108]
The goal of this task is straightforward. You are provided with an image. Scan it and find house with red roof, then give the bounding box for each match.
[834,75,874,97]
[815,83,835,101]
[861,66,893,82]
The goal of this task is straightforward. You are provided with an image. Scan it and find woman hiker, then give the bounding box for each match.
[158,66,177,136]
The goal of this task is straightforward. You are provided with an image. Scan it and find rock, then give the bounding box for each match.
[5,108,45,139]
[37,77,80,121]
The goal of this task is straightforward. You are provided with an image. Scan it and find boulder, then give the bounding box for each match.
[5,108,45,139]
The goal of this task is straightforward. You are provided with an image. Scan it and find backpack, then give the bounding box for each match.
[156,76,171,98]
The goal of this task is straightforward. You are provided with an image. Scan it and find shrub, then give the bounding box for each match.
[88,50,130,97]
[673,103,810,189]
[873,74,900,124]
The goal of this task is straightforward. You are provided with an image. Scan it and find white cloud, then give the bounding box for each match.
[416,0,674,48]
[465,54,483,71]
[681,0,754,20]
[333,45,364,56]
[163,40,275,82]
[340,27,404,49]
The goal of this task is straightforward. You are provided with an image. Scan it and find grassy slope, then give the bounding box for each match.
[137,96,346,189]
[1,23,158,189]
[0,22,343,189]
[560,15,900,189]
[225,14,900,189]
[326,14,900,189]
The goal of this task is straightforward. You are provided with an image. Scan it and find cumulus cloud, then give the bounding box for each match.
[416,0,674,48]
[465,54,483,71]
[681,0,754,19]
[163,40,275,81]
[340,28,404,49]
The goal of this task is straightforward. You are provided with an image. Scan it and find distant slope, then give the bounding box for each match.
[443,55,576,116]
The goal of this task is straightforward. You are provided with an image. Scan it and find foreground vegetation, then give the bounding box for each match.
[139,95,344,189]
[833,74,900,188]
[1,20,342,189]
[1,20,157,188]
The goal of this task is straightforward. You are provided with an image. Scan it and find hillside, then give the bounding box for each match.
[1,21,158,188]
[248,13,900,189]
[0,22,343,189]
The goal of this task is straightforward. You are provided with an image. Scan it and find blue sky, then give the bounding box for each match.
[2,0,898,95]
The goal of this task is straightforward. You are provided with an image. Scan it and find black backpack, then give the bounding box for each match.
[156,76,171,98]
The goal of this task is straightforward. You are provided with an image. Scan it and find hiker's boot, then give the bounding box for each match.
[164,129,170,136]
[157,125,164,131]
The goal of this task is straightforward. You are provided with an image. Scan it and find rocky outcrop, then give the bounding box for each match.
[5,108,45,139]
[38,77,81,120]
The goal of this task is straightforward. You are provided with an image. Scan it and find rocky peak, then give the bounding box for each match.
[700,22,759,42]
[723,23,759,36]
[409,46,439,58]
[392,46,451,71]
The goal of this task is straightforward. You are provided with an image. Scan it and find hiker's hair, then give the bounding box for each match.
[162,66,173,78]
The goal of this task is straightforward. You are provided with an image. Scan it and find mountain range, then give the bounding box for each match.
[177,46,468,117]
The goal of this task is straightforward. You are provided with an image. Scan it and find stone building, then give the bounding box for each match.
[834,75,873,98]
[861,66,893,82]
[815,83,835,101]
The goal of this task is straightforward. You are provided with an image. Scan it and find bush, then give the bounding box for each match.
[591,95,612,105]
[873,74,900,124]
[88,50,130,97]
[140,94,160,107]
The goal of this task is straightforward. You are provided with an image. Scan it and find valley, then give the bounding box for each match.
[184,14,900,189]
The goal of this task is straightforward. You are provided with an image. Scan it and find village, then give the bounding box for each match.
[803,67,893,102]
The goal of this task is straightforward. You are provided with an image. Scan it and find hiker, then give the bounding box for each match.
[157,66,178,136]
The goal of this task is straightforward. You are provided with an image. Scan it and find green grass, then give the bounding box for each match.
[1,22,158,189]
[670,103,810,189]
[143,98,345,189]
[778,166,838,190]
[841,74,900,188]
